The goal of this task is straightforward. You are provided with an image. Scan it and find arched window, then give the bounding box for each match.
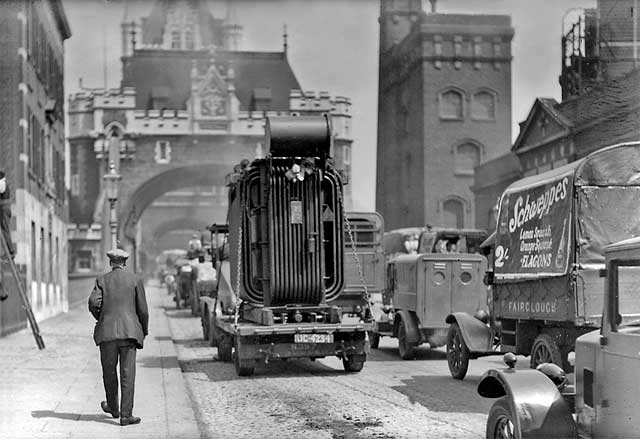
[439,89,464,120]
[184,30,194,50]
[454,142,482,175]
[443,198,465,228]
[171,30,181,49]
[471,90,496,120]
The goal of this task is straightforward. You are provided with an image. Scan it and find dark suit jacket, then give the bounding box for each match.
[88,267,149,349]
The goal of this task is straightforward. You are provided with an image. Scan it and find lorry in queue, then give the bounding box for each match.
[336,212,385,322]
[446,141,640,380]
[199,115,371,376]
[371,226,490,358]
[477,235,640,439]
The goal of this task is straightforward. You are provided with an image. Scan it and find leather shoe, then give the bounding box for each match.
[120,416,141,426]
[100,401,119,418]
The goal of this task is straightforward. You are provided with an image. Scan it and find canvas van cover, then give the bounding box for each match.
[495,142,640,279]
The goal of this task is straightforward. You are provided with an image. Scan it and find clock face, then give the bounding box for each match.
[201,90,226,116]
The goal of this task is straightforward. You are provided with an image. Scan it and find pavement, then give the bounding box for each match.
[0,280,201,439]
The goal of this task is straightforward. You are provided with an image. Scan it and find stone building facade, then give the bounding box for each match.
[0,0,70,334]
[376,0,513,231]
[67,0,353,274]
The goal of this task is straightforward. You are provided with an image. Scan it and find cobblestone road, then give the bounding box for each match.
[160,285,526,439]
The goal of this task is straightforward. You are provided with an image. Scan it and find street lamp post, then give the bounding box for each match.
[103,161,121,250]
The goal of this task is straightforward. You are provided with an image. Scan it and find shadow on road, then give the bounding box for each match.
[391,374,492,414]
[180,356,351,382]
[31,410,118,425]
[138,355,180,369]
[368,346,447,362]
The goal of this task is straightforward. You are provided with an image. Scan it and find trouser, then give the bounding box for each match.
[99,339,137,417]
[0,207,14,256]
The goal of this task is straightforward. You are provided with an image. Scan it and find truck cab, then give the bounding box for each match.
[477,236,640,439]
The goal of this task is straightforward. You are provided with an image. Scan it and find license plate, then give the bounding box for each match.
[294,333,333,343]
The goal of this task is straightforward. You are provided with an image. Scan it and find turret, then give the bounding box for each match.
[379,0,423,53]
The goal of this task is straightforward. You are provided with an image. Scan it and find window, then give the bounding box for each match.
[443,199,464,228]
[609,260,640,331]
[76,250,92,271]
[48,232,52,284]
[70,174,80,196]
[439,90,464,120]
[185,30,194,50]
[343,145,351,165]
[40,227,45,286]
[471,91,496,120]
[171,30,181,49]
[453,35,463,69]
[31,222,36,280]
[433,36,442,69]
[155,141,171,164]
[55,237,59,284]
[454,143,481,175]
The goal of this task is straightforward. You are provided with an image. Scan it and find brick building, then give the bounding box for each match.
[0,0,71,334]
[474,1,640,231]
[67,0,353,275]
[376,0,513,231]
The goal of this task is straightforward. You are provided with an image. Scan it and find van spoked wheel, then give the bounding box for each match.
[398,321,416,360]
[486,397,517,439]
[530,334,562,370]
[447,323,470,380]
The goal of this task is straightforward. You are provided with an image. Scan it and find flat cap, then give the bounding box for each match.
[106,248,129,260]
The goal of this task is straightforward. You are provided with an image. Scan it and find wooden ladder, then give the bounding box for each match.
[0,232,45,349]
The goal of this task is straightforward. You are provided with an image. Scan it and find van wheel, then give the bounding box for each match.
[369,331,380,349]
[447,323,470,380]
[486,397,518,439]
[343,356,365,373]
[233,349,255,376]
[398,321,416,360]
[530,334,563,370]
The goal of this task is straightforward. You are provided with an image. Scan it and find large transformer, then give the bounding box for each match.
[201,115,371,376]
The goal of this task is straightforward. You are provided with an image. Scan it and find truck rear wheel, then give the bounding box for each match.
[398,322,416,360]
[530,334,563,370]
[217,333,233,362]
[342,355,365,372]
[447,323,470,380]
[234,349,255,376]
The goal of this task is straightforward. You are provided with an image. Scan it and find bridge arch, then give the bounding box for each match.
[119,163,231,269]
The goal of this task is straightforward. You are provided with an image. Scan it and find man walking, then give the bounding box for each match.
[88,249,149,426]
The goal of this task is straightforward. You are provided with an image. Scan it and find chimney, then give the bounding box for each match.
[429,0,437,13]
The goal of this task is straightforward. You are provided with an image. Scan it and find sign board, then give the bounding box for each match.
[495,173,573,279]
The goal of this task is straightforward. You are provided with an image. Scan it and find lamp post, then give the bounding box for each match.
[103,161,121,250]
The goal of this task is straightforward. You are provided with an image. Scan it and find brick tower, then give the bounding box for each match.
[376,0,514,230]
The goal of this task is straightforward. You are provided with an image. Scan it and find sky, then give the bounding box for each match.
[62,0,595,211]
